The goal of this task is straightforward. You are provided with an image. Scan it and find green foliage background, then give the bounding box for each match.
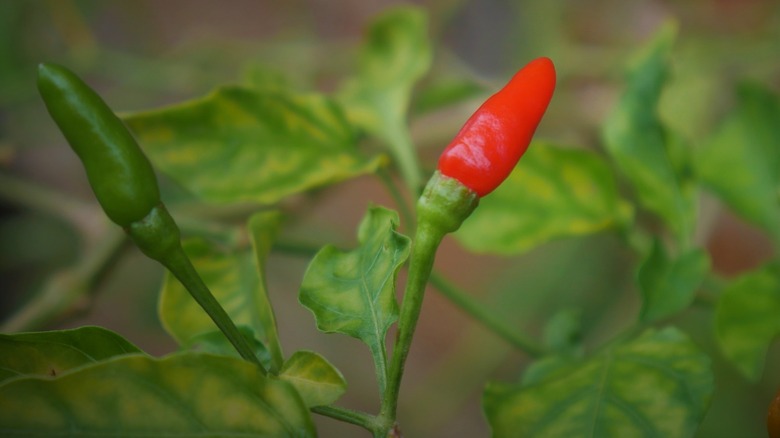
[1,1,779,437]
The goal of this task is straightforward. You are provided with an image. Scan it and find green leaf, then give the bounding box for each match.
[696,82,780,241]
[159,216,283,372]
[0,326,141,384]
[339,6,432,190]
[0,353,315,437]
[485,327,713,438]
[602,23,695,241]
[180,327,272,368]
[413,73,485,114]
[455,143,631,254]
[279,350,347,408]
[637,241,710,323]
[543,308,583,355]
[299,206,410,394]
[248,211,285,372]
[715,263,780,381]
[123,86,385,205]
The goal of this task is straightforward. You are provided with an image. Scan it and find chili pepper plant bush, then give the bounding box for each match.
[1,5,780,438]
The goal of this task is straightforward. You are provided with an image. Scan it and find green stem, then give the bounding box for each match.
[377,169,414,230]
[386,129,423,196]
[378,225,444,435]
[1,227,126,332]
[127,205,265,373]
[375,172,479,435]
[161,245,265,371]
[429,273,545,358]
[0,172,96,231]
[312,406,379,434]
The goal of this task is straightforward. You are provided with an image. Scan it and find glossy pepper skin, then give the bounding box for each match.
[37,63,160,227]
[437,57,556,197]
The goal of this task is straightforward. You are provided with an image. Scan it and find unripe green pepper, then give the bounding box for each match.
[36,63,265,369]
[37,63,160,227]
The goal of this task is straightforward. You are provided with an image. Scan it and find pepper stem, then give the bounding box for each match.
[127,205,265,373]
[376,172,479,435]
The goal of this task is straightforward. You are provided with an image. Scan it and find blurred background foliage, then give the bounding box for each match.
[1,1,779,436]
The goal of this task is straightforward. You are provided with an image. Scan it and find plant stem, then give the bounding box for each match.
[386,129,423,196]
[161,245,266,373]
[312,406,379,434]
[377,225,444,435]
[377,169,415,230]
[1,227,126,332]
[429,273,546,358]
[127,205,265,372]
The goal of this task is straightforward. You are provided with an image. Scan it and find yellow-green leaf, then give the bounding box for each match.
[299,206,410,394]
[602,23,695,241]
[159,214,284,372]
[0,326,141,384]
[339,6,432,190]
[123,86,385,205]
[637,241,710,323]
[715,263,780,381]
[248,210,285,371]
[484,327,713,438]
[455,143,631,254]
[696,82,780,242]
[0,353,315,437]
[279,350,347,408]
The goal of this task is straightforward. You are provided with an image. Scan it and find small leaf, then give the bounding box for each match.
[248,211,285,372]
[638,240,710,323]
[696,82,780,241]
[279,350,347,408]
[339,6,432,189]
[0,326,141,384]
[602,23,695,240]
[180,327,272,369]
[485,327,713,438]
[123,86,384,205]
[543,308,583,354]
[299,206,410,393]
[413,73,485,114]
[521,355,578,387]
[0,353,315,437]
[715,263,780,381]
[455,143,631,254]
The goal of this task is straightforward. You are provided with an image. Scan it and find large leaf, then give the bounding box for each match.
[339,6,432,190]
[484,327,713,438]
[715,263,780,381]
[637,240,710,323]
[123,85,385,204]
[279,350,347,408]
[696,82,780,241]
[602,24,695,240]
[159,214,284,371]
[299,206,410,394]
[0,353,315,437]
[0,326,141,384]
[455,143,631,254]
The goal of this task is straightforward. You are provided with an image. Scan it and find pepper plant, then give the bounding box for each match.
[1,5,780,438]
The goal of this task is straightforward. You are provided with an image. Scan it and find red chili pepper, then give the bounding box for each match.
[437,57,556,197]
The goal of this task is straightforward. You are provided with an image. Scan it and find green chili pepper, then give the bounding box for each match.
[37,63,160,228]
[37,63,265,371]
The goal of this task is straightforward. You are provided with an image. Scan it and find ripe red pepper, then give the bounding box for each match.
[437,57,556,197]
